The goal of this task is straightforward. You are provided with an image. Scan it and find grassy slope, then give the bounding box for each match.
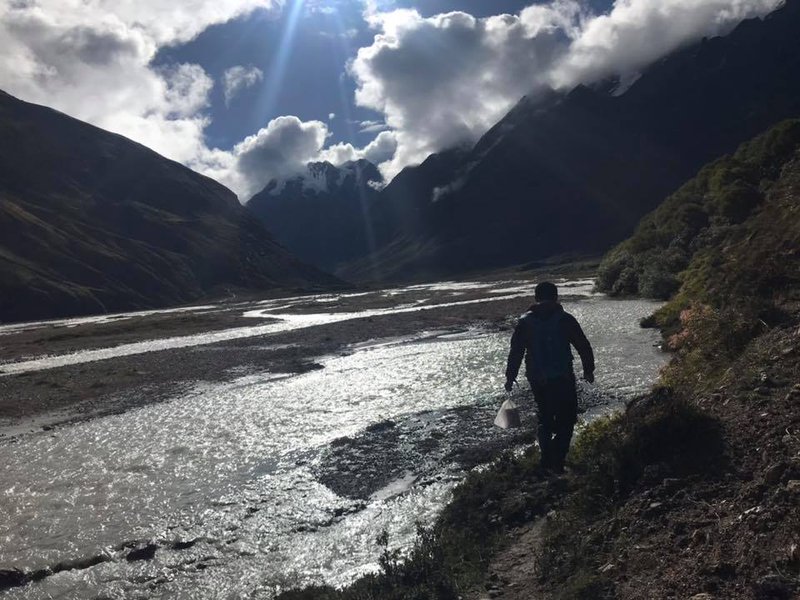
[276,122,800,599]
[596,120,800,305]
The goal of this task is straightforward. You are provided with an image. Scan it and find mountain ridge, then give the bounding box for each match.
[0,90,339,323]
[247,159,384,272]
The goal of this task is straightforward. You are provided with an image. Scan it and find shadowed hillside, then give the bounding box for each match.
[0,91,339,323]
[247,160,383,273]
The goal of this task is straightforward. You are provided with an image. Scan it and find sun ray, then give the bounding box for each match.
[325,2,384,279]
[254,0,307,125]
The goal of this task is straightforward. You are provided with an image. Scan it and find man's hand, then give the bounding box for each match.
[584,371,595,384]
[504,380,514,393]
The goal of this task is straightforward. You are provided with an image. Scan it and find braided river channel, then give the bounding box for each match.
[0,279,666,599]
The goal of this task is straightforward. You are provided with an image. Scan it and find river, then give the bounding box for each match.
[0,279,666,599]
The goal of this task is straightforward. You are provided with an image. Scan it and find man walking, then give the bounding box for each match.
[504,281,595,473]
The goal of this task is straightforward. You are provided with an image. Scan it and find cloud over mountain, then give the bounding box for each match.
[200,120,398,198]
[352,0,783,179]
[227,116,331,198]
[0,0,784,198]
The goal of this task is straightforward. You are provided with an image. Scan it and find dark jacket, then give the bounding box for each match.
[505,302,594,384]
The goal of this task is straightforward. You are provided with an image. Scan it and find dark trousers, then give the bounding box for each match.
[530,373,578,470]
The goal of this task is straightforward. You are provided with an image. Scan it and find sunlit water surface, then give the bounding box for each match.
[0,282,665,599]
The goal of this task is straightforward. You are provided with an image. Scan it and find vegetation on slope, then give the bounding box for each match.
[599,119,800,389]
[597,120,800,302]
[527,120,800,597]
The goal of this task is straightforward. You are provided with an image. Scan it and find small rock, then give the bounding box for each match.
[786,480,800,492]
[599,563,615,574]
[691,529,709,546]
[171,540,197,551]
[690,594,714,600]
[28,569,50,582]
[126,544,158,562]
[0,569,28,591]
[764,463,786,485]
[789,543,799,563]
[742,506,763,518]
[53,553,109,573]
[759,373,775,386]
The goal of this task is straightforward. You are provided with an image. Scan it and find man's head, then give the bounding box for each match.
[534,281,558,303]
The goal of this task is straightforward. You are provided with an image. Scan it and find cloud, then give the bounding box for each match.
[551,0,784,88]
[228,116,331,197]
[0,0,275,165]
[0,0,783,202]
[198,122,396,198]
[362,130,399,165]
[351,0,783,179]
[318,130,398,167]
[0,0,392,199]
[222,65,264,106]
[359,119,390,133]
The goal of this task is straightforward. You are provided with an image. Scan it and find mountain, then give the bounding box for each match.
[0,91,339,323]
[247,159,385,272]
[338,0,800,280]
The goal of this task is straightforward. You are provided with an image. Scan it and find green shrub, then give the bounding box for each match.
[715,181,762,223]
[638,267,679,299]
[660,303,764,392]
[611,265,639,296]
[596,250,633,293]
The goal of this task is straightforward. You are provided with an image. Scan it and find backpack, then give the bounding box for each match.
[530,312,573,380]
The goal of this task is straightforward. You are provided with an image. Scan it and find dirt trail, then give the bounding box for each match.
[470,520,548,600]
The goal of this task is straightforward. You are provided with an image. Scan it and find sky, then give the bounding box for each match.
[0,0,784,199]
